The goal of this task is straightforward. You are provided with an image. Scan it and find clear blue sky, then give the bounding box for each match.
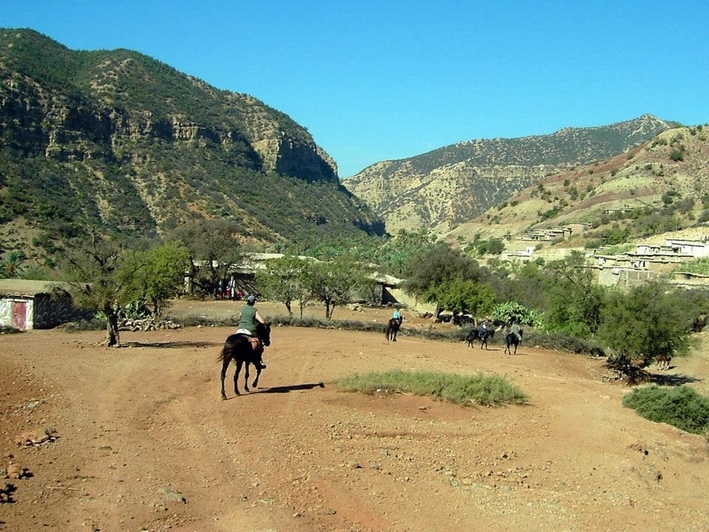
[3,1,708,177]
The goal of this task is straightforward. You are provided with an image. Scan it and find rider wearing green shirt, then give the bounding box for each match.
[237,295,267,369]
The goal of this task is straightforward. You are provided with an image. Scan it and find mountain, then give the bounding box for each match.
[446,124,709,248]
[342,115,676,235]
[0,29,384,254]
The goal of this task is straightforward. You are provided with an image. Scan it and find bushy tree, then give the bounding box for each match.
[0,251,26,278]
[133,240,191,317]
[423,279,495,319]
[307,256,371,319]
[403,242,481,298]
[542,251,605,338]
[60,232,143,346]
[169,220,243,296]
[597,281,692,368]
[490,301,542,328]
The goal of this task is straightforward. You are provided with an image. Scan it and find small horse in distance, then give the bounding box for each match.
[219,321,271,399]
[504,329,523,355]
[655,354,672,371]
[385,317,403,342]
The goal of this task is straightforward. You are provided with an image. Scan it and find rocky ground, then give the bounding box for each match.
[1,299,708,532]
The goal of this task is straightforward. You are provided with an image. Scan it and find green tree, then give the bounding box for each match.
[403,242,481,298]
[256,254,313,318]
[307,257,369,319]
[60,232,143,346]
[597,281,692,368]
[542,251,605,337]
[1,251,26,278]
[423,279,495,319]
[133,241,191,317]
[170,220,243,296]
[379,228,435,277]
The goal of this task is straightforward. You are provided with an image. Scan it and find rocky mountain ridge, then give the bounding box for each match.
[0,29,383,250]
[343,115,676,235]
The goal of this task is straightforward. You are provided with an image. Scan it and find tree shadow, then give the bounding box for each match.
[647,372,700,386]
[121,341,219,349]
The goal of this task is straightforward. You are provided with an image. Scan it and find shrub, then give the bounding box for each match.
[622,385,709,434]
[336,369,528,407]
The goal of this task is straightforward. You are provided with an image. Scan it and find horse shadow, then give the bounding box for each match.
[258,382,326,394]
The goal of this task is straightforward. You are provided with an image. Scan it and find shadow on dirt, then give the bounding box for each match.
[258,382,326,394]
[648,372,701,386]
[121,341,220,349]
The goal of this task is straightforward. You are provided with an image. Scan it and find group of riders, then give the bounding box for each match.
[234,297,521,369]
[478,317,521,341]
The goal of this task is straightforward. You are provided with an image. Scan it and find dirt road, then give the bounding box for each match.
[2,300,708,531]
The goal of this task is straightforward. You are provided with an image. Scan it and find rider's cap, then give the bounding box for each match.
[247,295,257,304]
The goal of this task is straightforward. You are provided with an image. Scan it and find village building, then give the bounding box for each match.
[0,279,77,331]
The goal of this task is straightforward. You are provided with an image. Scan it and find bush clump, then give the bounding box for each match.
[622,385,709,434]
[336,369,528,407]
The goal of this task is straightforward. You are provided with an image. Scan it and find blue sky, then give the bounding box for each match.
[3,1,709,177]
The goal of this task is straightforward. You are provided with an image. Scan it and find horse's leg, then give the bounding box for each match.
[220,353,231,400]
[252,362,262,389]
[243,361,250,393]
[233,359,243,396]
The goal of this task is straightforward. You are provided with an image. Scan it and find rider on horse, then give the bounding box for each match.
[392,308,403,324]
[236,295,267,369]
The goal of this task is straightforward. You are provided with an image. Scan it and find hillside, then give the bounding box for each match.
[446,125,709,249]
[0,29,384,256]
[343,115,676,235]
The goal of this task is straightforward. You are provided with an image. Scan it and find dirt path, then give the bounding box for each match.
[2,302,709,531]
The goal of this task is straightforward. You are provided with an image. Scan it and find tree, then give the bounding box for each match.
[597,281,692,369]
[379,228,435,277]
[169,220,243,297]
[423,279,495,319]
[133,241,191,317]
[60,232,143,346]
[542,251,605,338]
[256,254,313,318]
[403,242,481,298]
[307,257,369,319]
[1,251,26,278]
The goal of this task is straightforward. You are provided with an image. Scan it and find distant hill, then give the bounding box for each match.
[446,124,709,249]
[0,29,384,257]
[342,115,677,235]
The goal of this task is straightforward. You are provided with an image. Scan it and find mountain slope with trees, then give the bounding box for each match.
[0,28,384,259]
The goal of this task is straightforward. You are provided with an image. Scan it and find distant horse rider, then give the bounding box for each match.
[236,295,267,369]
[510,318,521,342]
[392,307,403,325]
[479,319,488,339]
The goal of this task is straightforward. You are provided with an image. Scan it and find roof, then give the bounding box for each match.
[0,279,69,298]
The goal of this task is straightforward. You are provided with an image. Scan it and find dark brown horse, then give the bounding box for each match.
[219,322,271,399]
[503,329,523,355]
[385,317,403,341]
[466,328,495,349]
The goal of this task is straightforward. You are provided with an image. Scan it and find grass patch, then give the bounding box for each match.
[335,369,528,407]
[622,385,709,434]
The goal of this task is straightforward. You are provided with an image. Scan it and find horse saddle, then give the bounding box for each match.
[236,329,262,352]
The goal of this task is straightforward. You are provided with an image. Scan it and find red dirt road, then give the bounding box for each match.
[2,300,709,531]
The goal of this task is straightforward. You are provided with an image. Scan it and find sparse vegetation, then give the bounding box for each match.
[335,369,528,407]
